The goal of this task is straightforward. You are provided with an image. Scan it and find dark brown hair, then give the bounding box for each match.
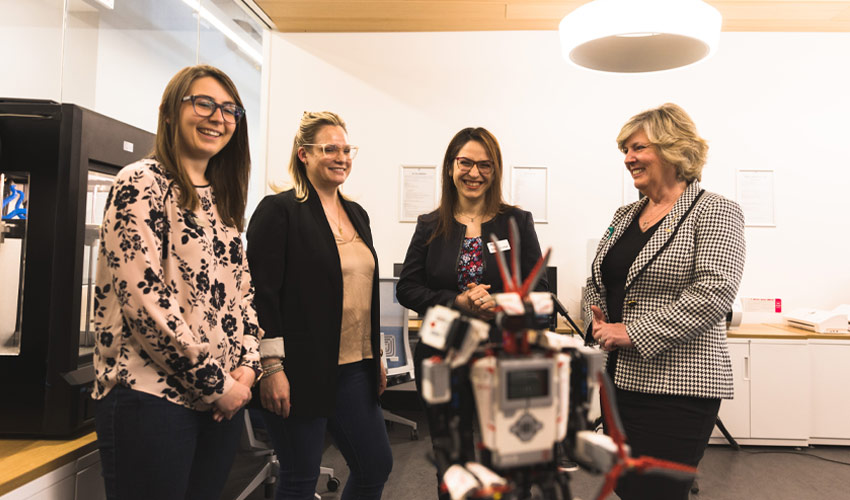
[153,65,250,231]
[429,127,510,244]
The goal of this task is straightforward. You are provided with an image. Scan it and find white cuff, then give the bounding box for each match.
[259,337,285,359]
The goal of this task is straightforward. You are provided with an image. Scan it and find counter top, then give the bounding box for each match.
[0,432,97,495]
[729,323,850,340]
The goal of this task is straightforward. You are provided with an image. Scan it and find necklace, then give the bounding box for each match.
[325,199,343,236]
[457,212,483,223]
[640,200,675,228]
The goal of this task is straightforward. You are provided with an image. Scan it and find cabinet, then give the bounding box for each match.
[712,337,809,446]
[809,340,850,444]
[712,325,850,447]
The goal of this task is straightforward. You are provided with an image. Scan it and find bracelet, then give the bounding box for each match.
[262,362,284,377]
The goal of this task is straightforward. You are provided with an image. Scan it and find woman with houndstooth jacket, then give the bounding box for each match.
[583,103,746,500]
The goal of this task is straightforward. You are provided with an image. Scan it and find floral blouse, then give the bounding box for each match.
[457,236,484,292]
[92,159,261,410]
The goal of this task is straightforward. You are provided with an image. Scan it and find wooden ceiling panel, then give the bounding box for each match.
[253,0,850,32]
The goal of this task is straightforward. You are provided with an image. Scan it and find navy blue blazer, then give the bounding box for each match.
[397,206,548,316]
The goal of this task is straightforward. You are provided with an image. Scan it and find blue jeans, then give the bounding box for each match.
[263,360,393,500]
[95,385,243,500]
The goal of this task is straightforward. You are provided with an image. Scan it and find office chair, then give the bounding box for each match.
[234,409,340,500]
[379,278,419,440]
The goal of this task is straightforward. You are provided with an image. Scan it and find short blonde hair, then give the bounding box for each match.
[617,103,708,183]
[278,111,347,200]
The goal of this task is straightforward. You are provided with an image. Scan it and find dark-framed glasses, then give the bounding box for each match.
[303,143,359,160]
[181,95,245,124]
[455,157,494,174]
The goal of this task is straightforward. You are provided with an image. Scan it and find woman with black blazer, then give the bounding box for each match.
[246,112,392,500]
[396,127,547,498]
[584,103,745,500]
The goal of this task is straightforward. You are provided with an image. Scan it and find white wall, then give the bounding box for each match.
[262,31,850,317]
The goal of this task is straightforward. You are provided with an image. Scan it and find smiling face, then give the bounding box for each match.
[451,140,493,203]
[176,76,236,166]
[298,125,351,191]
[622,129,676,193]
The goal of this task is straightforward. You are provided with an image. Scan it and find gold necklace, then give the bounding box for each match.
[640,200,675,228]
[326,199,343,236]
[457,211,483,223]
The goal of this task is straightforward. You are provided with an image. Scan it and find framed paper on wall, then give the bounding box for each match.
[736,169,775,227]
[399,165,437,222]
[510,166,548,223]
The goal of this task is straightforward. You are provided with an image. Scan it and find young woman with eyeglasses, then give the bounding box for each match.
[92,65,260,500]
[245,111,392,500]
[396,127,548,498]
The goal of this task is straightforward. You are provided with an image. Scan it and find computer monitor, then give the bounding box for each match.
[378,278,414,378]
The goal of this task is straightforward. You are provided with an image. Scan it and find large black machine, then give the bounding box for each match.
[417,218,698,499]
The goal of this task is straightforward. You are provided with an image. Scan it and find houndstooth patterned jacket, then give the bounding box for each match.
[583,181,746,399]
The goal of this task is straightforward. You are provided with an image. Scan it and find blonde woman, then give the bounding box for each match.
[585,103,745,499]
[246,112,392,500]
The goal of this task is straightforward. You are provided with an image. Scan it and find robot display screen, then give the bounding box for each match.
[506,368,550,400]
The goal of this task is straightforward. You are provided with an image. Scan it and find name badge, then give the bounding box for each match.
[486,239,511,254]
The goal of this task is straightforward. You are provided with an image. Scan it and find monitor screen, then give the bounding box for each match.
[506,367,550,400]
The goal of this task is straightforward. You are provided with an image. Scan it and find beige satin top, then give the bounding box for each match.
[336,232,375,364]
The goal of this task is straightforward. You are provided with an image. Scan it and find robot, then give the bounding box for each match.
[417,219,698,500]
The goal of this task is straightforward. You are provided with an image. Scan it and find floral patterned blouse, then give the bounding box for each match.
[457,236,484,292]
[92,159,261,410]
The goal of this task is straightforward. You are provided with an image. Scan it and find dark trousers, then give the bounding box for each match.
[95,385,243,500]
[413,342,477,500]
[605,388,721,500]
[262,359,393,500]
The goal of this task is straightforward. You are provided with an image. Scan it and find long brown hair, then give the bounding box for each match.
[429,127,509,244]
[153,65,250,231]
[280,111,347,201]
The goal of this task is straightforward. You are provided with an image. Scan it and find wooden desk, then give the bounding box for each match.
[729,322,850,340]
[408,315,580,336]
[0,432,97,496]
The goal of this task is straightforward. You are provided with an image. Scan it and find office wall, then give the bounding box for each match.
[262,31,850,316]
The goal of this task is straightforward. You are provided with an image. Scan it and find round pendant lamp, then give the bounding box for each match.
[559,0,722,73]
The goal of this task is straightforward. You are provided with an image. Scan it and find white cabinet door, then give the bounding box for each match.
[749,340,809,440]
[809,341,850,441]
[714,340,750,439]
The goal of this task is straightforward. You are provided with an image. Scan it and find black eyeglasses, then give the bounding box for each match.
[455,157,494,174]
[182,95,245,124]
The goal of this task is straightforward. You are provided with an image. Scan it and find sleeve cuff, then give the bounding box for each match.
[259,337,285,359]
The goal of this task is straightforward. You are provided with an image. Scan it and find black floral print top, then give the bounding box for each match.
[456,236,484,292]
[92,159,261,410]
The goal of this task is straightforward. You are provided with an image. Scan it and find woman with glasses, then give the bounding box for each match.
[246,111,392,500]
[92,65,259,500]
[396,127,547,498]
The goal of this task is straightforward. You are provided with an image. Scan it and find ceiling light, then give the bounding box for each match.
[559,0,722,73]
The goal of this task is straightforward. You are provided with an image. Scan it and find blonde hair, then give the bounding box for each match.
[275,111,347,200]
[616,103,708,183]
[153,65,250,231]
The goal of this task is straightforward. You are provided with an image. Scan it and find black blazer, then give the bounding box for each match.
[397,206,547,316]
[246,182,381,417]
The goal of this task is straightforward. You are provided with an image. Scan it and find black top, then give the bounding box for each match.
[396,206,548,316]
[601,214,662,377]
[246,181,381,417]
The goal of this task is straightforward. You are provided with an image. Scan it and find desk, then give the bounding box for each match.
[0,432,102,499]
[408,315,580,336]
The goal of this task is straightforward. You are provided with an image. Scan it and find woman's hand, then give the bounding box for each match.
[379,358,387,396]
[591,305,633,351]
[230,365,257,388]
[260,370,291,418]
[212,379,252,422]
[456,283,495,320]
